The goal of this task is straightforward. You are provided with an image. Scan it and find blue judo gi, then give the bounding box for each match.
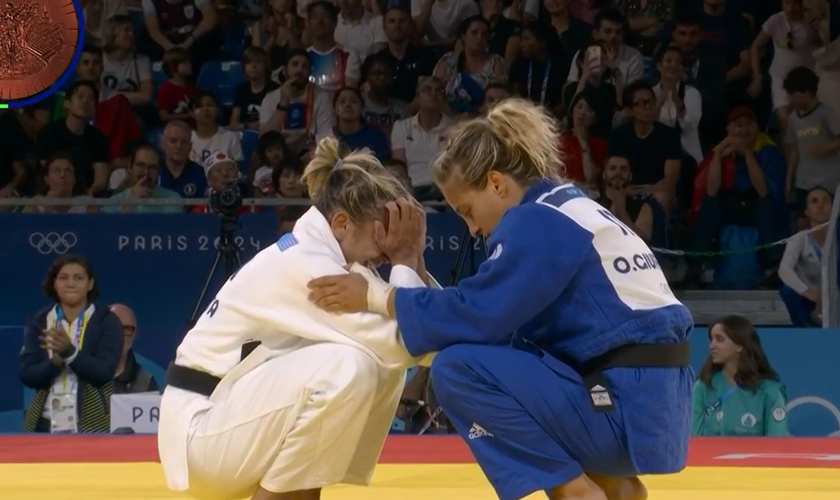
[394,181,695,500]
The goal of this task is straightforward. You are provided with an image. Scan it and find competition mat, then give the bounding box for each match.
[0,436,838,499]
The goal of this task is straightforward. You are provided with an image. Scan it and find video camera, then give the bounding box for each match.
[209,179,243,216]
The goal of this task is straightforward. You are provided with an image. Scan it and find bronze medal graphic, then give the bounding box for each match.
[0,0,80,102]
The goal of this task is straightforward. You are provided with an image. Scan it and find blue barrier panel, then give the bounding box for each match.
[0,214,837,436]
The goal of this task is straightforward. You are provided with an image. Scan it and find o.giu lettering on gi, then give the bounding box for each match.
[612,253,660,274]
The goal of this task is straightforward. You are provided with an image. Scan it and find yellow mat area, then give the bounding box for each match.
[0,463,837,500]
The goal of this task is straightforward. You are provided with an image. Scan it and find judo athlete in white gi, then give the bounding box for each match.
[157,137,433,500]
[307,99,694,500]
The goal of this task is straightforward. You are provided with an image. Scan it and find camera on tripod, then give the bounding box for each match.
[209,179,243,215]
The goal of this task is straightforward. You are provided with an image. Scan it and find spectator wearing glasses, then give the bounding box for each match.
[109,304,160,394]
[105,142,182,214]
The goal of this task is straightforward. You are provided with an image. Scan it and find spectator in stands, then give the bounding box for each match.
[158,121,208,199]
[259,49,335,152]
[509,23,565,113]
[141,0,221,70]
[109,304,160,394]
[194,151,255,213]
[475,0,520,68]
[748,0,818,139]
[71,44,114,102]
[784,66,840,216]
[361,54,411,136]
[101,15,155,109]
[567,8,644,85]
[156,48,195,124]
[20,254,122,433]
[653,45,704,165]
[253,131,300,195]
[412,0,479,48]
[270,161,307,208]
[478,81,511,114]
[307,1,361,90]
[598,154,661,245]
[230,47,279,131]
[0,109,30,200]
[690,106,787,286]
[36,81,111,197]
[105,142,183,213]
[541,0,591,73]
[809,0,840,116]
[433,16,507,115]
[692,315,789,437]
[563,45,620,137]
[22,154,91,214]
[252,0,303,72]
[668,12,728,150]
[334,0,386,61]
[569,0,605,23]
[779,186,832,326]
[375,7,437,103]
[83,0,133,43]
[332,87,391,158]
[614,0,670,56]
[189,90,244,166]
[607,81,681,211]
[391,76,455,195]
[560,92,605,186]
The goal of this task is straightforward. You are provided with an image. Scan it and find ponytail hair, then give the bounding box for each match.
[302,137,412,221]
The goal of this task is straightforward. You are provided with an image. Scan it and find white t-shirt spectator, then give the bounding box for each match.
[190,129,244,165]
[410,0,479,42]
[391,114,456,186]
[334,11,387,62]
[566,45,645,85]
[102,52,153,93]
[762,12,816,79]
[653,83,703,164]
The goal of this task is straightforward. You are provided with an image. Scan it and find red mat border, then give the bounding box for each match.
[0,436,838,467]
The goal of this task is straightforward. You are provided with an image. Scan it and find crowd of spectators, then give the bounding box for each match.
[1,0,840,306]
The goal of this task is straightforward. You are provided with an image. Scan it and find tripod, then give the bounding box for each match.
[449,224,489,285]
[187,214,243,329]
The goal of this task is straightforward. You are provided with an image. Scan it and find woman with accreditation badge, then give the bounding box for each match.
[19,255,123,433]
[307,99,694,500]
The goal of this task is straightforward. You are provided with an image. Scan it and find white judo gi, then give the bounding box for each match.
[158,207,430,500]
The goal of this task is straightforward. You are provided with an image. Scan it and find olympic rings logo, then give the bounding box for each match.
[28,232,78,255]
[787,396,840,437]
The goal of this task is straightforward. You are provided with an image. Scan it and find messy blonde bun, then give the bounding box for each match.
[432,98,562,188]
[301,136,412,221]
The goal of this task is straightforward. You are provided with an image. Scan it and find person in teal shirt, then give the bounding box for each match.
[692,315,789,436]
[103,142,183,214]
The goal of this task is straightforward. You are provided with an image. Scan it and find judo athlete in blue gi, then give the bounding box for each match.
[307,99,694,500]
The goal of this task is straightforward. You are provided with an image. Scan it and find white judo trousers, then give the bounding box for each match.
[158,208,433,500]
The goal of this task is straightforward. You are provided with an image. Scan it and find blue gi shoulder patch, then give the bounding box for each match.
[275,233,299,251]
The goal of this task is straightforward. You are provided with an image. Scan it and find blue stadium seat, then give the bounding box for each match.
[196,61,245,108]
[240,130,259,173]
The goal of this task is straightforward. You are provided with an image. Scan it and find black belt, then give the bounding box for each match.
[165,340,262,397]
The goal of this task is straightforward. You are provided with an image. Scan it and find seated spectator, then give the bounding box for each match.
[20,254,122,433]
[653,45,703,165]
[101,15,155,111]
[332,87,391,159]
[22,154,92,214]
[190,91,244,166]
[375,7,437,103]
[104,142,182,214]
[690,107,787,286]
[192,152,256,214]
[810,0,840,116]
[560,92,606,186]
[141,0,222,69]
[156,48,195,124]
[411,0,479,48]
[230,47,279,131]
[259,49,335,152]
[83,0,132,43]
[433,16,507,115]
[252,0,304,72]
[779,186,832,326]
[306,1,361,90]
[109,304,160,394]
[606,81,681,210]
[597,155,663,246]
[253,131,302,196]
[784,66,840,217]
[567,8,644,85]
[540,0,592,71]
[36,81,111,196]
[568,0,604,24]
[334,0,387,62]
[563,45,621,137]
[475,0,520,68]
[158,121,208,199]
[391,77,455,196]
[509,23,565,114]
[692,315,789,437]
[614,0,670,56]
[271,162,307,203]
[0,109,34,200]
[479,82,511,114]
[362,54,411,136]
